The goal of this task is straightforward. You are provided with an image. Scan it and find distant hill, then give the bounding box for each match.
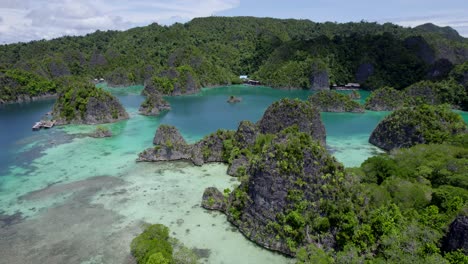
[415,23,464,41]
[1,16,467,101]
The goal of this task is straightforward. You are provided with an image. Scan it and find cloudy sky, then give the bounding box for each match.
[0,0,467,44]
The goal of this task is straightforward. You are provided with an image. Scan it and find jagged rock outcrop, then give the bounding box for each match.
[138,126,234,166]
[310,63,330,90]
[348,90,361,100]
[405,81,443,105]
[52,85,129,125]
[142,67,200,96]
[441,216,468,254]
[227,96,242,103]
[138,99,328,179]
[90,126,112,138]
[139,125,192,162]
[365,87,406,111]
[193,130,234,164]
[153,125,186,146]
[427,59,453,81]
[369,105,467,151]
[308,91,364,113]
[404,36,435,64]
[105,67,135,87]
[234,121,259,149]
[355,63,374,84]
[89,51,107,67]
[201,187,227,212]
[206,129,345,256]
[258,99,326,144]
[139,94,171,116]
[47,60,70,78]
[227,155,249,177]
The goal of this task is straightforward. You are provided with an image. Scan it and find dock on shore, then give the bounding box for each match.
[32,120,56,131]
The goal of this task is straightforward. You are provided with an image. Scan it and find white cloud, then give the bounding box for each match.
[0,0,240,44]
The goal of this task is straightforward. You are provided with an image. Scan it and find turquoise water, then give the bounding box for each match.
[0,85,465,264]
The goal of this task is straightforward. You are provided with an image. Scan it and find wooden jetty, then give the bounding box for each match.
[32,120,56,131]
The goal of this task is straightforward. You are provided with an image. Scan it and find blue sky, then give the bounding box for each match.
[0,0,467,44]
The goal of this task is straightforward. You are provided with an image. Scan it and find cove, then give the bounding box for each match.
[0,85,467,264]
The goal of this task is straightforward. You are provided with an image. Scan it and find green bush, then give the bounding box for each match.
[130,224,173,264]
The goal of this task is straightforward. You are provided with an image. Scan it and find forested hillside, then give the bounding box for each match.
[1,16,467,102]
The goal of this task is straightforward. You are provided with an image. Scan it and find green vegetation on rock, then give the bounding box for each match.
[369,104,467,151]
[365,86,406,111]
[52,78,129,124]
[0,69,57,103]
[405,79,466,109]
[131,224,200,264]
[308,91,364,112]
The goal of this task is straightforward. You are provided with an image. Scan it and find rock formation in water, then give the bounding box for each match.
[139,94,171,116]
[138,98,327,168]
[258,98,326,144]
[441,216,468,254]
[52,82,129,125]
[348,90,361,100]
[138,98,355,257]
[201,187,227,212]
[139,125,192,163]
[90,126,112,138]
[138,125,235,166]
[227,96,242,103]
[369,104,467,151]
[308,91,364,113]
[404,81,444,105]
[203,127,345,256]
[365,86,406,111]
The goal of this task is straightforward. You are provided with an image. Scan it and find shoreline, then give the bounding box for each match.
[0,94,57,105]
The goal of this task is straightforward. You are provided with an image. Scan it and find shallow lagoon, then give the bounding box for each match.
[0,85,466,264]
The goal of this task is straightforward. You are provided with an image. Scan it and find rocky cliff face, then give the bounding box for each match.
[139,94,171,116]
[48,61,70,78]
[442,216,468,254]
[308,91,364,113]
[142,68,200,97]
[138,98,345,256]
[138,126,235,166]
[310,63,330,90]
[82,97,128,124]
[369,105,467,151]
[258,99,326,144]
[427,59,453,81]
[139,99,327,167]
[365,87,406,111]
[205,128,345,256]
[234,121,259,149]
[405,82,442,105]
[52,85,129,125]
[355,63,374,84]
[139,125,193,163]
[404,36,436,64]
[201,187,227,212]
[105,68,135,87]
